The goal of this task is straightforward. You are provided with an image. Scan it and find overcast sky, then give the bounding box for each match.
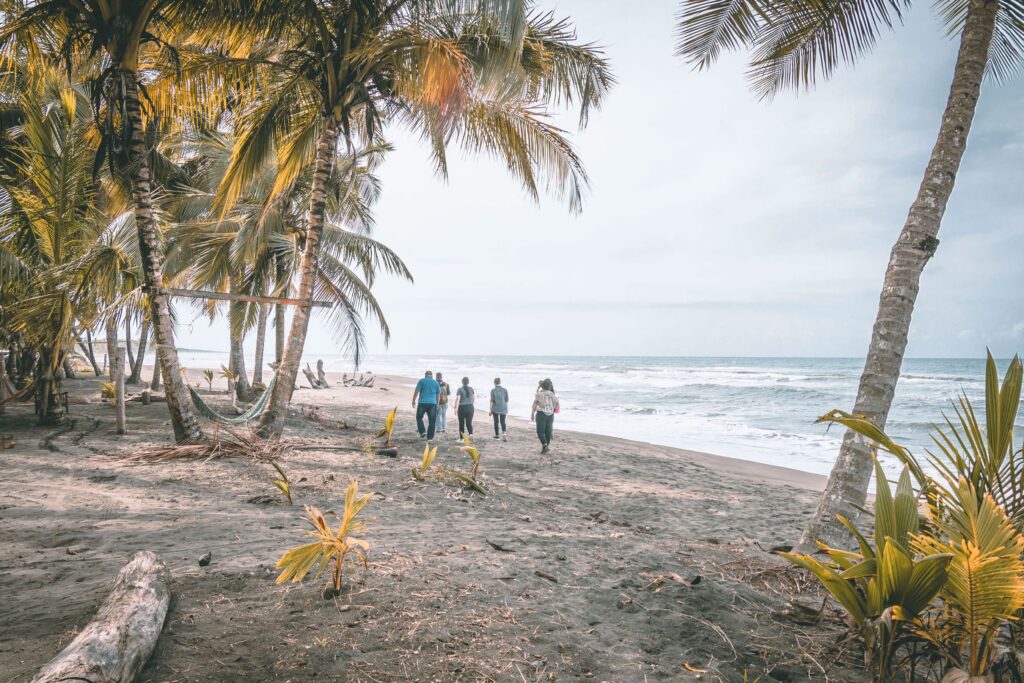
[181,0,1024,359]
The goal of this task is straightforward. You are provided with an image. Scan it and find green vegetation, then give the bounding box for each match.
[275,481,371,597]
[0,1,609,440]
[269,462,293,506]
[787,354,1024,680]
[376,406,398,446]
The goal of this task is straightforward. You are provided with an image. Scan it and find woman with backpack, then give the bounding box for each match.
[531,378,560,454]
[452,376,476,443]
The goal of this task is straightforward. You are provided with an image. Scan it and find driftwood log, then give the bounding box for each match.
[302,366,321,389]
[316,359,329,388]
[32,551,171,683]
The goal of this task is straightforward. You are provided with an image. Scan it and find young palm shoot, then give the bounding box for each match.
[219,365,238,393]
[220,365,239,409]
[460,436,481,481]
[270,462,293,505]
[275,481,372,599]
[376,406,397,446]
[202,369,215,391]
[413,443,439,481]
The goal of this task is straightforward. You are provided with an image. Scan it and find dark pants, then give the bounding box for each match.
[493,412,507,436]
[416,403,437,440]
[458,405,474,438]
[536,412,554,446]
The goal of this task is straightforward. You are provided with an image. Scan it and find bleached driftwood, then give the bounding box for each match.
[316,359,330,388]
[32,551,171,683]
[302,365,321,389]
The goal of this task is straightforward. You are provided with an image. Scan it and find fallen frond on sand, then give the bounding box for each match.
[129,426,292,463]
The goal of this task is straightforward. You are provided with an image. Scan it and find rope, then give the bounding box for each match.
[188,375,277,426]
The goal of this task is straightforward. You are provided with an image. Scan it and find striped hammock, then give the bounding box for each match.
[188,375,277,426]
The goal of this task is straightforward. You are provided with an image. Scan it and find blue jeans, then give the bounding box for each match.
[437,403,447,431]
[416,403,438,440]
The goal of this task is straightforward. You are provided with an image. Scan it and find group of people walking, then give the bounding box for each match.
[411,371,561,453]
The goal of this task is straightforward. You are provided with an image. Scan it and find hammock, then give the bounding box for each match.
[188,375,276,426]
[0,380,34,406]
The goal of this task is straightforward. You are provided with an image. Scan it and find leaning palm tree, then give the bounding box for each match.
[676,0,1009,549]
[165,127,411,402]
[0,0,264,441]
[210,2,611,437]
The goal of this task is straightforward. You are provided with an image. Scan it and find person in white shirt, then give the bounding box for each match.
[530,378,559,454]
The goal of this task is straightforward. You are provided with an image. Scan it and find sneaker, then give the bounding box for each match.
[492,435,500,440]
[419,434,427,440]
[456,439,464,445]
[502,433,508,442]
[541,444,550,454]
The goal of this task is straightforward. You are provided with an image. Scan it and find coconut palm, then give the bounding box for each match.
[207,1,611,437]
[165,128,411,401]
[676,0,1010,549]
[0,66,106,422]
[0,0,267,441]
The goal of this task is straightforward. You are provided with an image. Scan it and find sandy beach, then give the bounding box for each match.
[0,369,863,682]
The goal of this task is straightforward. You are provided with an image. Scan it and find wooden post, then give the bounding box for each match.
[114,348,126,435]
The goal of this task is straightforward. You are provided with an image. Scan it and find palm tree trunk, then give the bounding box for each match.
[253,303,268,385]
[36,346,62,424]
[275,253,287,365]
[257,116,339,437]
[105,316,119,381]
[275,305,285,365]
[229,274,254,403]
[81,329,102,376]
[128,318,150,384]
[796,0,998,552]
[120,71,203,443]
[124,317,135,374]
[151,352,162,391]
[63,357,77,380]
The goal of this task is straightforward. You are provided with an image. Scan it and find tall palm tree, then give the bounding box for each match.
[165,128,411,398]
[676,0,1007,548]
[210,2,612,437]
[0,0,262,441]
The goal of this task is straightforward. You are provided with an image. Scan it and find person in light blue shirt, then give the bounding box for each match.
[411,370,441,441]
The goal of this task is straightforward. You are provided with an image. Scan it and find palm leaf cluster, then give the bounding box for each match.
[675,0,1024,98]
[0,0,611,432]
[789,353,1024,680]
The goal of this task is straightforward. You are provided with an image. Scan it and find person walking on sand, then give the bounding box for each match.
[490,377,509,441]
[411,370,441,442]
[452,376,475,443]
[435,372,451,434]
[531,378,559,454]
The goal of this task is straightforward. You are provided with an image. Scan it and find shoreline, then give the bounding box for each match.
[369,370,829,494]
[131,363,832,495]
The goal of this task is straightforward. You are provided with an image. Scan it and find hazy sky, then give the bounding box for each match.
[181,0,1024,360]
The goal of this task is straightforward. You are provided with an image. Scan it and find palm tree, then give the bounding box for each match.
[165,128,411,400]
[0,66,106,422]
[676,0,1006,548]
[209,1,612,437]
[0,0,261,441]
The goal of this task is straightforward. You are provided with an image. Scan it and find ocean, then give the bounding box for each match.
[175,352,1022,480]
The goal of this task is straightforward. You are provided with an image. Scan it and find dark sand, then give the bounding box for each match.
[0,371,863,682]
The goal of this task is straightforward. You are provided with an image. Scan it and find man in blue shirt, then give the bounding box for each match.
[411,370,441,441]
